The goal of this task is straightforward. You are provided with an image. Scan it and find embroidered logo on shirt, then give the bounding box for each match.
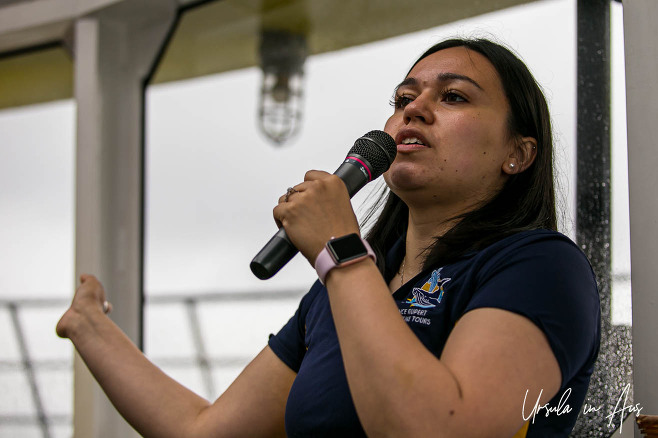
[406,268,451,309]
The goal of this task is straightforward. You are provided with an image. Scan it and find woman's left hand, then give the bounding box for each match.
[273,170,360,265]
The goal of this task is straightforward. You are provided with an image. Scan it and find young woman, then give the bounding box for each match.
[57,38,600,437]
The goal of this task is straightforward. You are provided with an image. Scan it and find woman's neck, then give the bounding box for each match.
[402,208,457,280]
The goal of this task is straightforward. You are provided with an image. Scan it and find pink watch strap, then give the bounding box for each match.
[314,237,376,284]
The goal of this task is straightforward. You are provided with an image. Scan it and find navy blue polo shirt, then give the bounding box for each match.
[268,229,601,437]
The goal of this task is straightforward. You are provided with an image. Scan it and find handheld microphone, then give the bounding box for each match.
[250,130,397,280]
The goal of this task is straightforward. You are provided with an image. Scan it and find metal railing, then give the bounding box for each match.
[0,289,305,438]
[0,272,632,437]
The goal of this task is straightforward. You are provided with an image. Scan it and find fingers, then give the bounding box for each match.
[79,273,100,287]
[278,186,302,204]
[273,184,299,229]
[304,169,330,181]
[76,274,111,314]
[274,174,348,224]
[272,171,358,261]
[277,170,333,204]
[57,274,109,339]
[273,199,289,228]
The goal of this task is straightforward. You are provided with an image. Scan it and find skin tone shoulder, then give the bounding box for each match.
[58,46,560,438]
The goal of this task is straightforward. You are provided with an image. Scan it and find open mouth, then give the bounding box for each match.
[400,137,426,146]
[396,131,431,150]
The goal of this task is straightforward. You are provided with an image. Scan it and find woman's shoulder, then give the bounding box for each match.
[461,228,599,309]
[489,228,580,250]
[476,229,592,271]
[461,229,601,387]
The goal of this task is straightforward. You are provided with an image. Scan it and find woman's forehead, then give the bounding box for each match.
[406,46,502,91]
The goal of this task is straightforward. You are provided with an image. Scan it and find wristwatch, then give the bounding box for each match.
[314,233,376,284]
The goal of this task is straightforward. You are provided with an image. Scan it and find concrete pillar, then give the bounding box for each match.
[622,0,658,435]
[72,2,176,436]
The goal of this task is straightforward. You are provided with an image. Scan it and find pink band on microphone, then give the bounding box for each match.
[346,156,372,181]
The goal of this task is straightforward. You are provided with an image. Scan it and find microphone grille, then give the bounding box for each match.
[348,130,397,179]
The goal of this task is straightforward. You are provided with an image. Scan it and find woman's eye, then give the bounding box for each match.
[391,94,414,109]
[443,91,467,103]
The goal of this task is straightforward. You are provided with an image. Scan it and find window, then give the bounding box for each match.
[0,98,75,437]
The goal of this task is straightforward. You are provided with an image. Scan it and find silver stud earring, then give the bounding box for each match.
[509,163,516,170]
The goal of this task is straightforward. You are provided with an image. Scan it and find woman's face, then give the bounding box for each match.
[383,46,516,213]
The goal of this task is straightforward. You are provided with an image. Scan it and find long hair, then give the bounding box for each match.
[364,38,556,272]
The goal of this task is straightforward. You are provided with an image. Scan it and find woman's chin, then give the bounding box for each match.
[384,164,431,193]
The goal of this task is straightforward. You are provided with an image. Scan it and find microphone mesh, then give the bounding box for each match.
[348,130,397,179]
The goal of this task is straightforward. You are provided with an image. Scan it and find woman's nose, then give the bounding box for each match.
[403,92,435,125]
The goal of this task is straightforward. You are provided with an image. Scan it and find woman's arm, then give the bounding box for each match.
[324,260,561,437]
[274,171,562,437]
[57,275,294,438]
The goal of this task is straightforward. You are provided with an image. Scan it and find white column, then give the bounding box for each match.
[623,0,658,433]
[73,1,175,436]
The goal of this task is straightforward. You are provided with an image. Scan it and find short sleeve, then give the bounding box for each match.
[268,281,323,373]
[464,234,601,387]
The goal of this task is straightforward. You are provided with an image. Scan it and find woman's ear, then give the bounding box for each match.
[502,136,538,175]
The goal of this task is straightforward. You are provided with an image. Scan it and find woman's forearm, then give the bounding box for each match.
[325,257,563,438]
[64,307,211,438]
[58,275,293,438]
[324,260,464,437]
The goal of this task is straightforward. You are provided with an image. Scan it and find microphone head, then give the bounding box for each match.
[348,130,397,179]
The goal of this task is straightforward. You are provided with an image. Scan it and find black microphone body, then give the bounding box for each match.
[250,130,397,280]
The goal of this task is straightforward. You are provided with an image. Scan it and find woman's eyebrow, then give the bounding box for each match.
[394,77,417,93]
[437,72,484,90]
[394,73,484,93]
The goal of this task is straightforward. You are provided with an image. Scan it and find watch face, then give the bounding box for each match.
[328,234,368,263]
